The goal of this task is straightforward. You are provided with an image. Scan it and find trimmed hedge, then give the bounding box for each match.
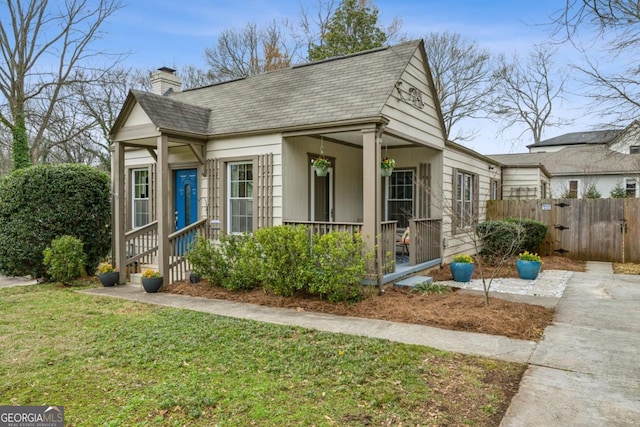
[0,164,111,277]
[505,218,548,253]
[476,220,524,259]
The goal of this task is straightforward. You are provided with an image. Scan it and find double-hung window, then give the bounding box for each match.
[387,170,414,228]
[455,170,476,230]
[228,162,253,233]
[625,178,638,198]
[132,169,149,228]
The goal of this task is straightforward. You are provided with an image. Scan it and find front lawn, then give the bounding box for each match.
[0,283,525,426]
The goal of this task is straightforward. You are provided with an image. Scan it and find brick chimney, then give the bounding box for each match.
[150,67,181,95]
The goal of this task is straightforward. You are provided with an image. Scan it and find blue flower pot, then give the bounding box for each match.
[450,262,475,282]
[516,260,541,280]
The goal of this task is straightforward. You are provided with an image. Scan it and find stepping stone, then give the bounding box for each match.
[395,276,433,288]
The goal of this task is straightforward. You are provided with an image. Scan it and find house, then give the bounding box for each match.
[490,121,640,199]
[109,40,500,287]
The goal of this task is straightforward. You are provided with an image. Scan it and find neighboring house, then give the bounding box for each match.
[490,121,640,199]
[111,40,486,286]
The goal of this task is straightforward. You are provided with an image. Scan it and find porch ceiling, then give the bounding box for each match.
[317,130,421,148]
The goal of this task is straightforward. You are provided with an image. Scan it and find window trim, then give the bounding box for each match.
[131,168,150,229]
[624,177,638,198]
[226,160,255,234]
[453,168,478,234]
[568,179,579,199]
[385,168,415,228]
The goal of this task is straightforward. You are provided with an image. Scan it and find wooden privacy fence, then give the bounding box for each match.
[487,198,640,264]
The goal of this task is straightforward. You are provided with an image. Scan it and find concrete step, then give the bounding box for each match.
[131,264,159,285]
[394,275,433,288]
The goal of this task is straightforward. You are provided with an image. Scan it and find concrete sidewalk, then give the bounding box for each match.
[500,261,640,426]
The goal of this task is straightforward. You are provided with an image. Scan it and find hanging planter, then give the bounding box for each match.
[381,157,395,177]
[312,157,331,177]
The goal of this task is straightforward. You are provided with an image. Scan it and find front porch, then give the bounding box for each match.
[283,218,442,284]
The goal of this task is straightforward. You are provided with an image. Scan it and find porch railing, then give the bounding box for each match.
[124,218,211,284]
[168,218,210,284]
[381,220,398,274]
[124,221,158,274]
[282,220,363,235]
[409,218,442,265]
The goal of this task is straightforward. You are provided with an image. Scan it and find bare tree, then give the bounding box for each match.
[423,32,495,142]
[0,0,124,169]
[551,1,640,125]
[204,21,299,82]
[491,45,569,144]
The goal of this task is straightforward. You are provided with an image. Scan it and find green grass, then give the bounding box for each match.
[0,282,525,426]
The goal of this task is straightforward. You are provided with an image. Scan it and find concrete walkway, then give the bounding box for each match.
[500,261,640,426]
[0,275,37,288]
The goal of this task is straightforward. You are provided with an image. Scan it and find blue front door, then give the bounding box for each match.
[174,169,198,255]
[174,169,198,230]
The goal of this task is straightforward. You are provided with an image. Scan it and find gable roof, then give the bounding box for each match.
[527,129,623,149]
[490,145,639,176]
[130,89,211,135]
[113,40,423,138]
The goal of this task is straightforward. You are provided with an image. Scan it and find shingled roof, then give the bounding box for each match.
[130,89,211,135]
[490,145,639,176]
[155,40,422,136]
[527,129,623,149]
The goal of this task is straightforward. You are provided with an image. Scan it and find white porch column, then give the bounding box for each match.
[156,135,170,281]
[113,141,127,285]
[362,126,383,288]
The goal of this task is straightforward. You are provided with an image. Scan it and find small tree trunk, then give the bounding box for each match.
[12,114,31,170]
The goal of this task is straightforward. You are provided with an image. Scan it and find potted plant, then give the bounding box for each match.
[96,262,119,287]
[311,157,331,177]
[516,251,542,280]
[141,269,163,293]
[381,157,395,177]
[450,254,475,282]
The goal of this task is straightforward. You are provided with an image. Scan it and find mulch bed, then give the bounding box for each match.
[162,281,555,341]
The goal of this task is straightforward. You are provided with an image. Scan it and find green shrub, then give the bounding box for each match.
[505,218,548,253]
[185,236,227,285]
[220,234,261,291]
[309,232,366,302]
[584,184,601,199]
[610,182,628,198]
[43,235,86,284]
[476,220,525,260]
[0,164,111,277]
[255,225,312,296]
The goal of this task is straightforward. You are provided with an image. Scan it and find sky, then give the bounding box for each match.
[98,0,605,154]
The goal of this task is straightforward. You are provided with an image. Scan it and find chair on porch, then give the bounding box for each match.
[396,226,410,263]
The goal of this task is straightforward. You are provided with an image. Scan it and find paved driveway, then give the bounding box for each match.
[500,262,640,426]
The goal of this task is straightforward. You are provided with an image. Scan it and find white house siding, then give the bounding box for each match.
[441,145,501,262]
[528,146,564,153]
[380,51,445,150]
[550,174,629,199]
[205,134,283,224]
[608,121,640,154]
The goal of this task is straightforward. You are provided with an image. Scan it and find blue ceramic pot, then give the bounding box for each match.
[516,259,541,280]
[450,262,475,282]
